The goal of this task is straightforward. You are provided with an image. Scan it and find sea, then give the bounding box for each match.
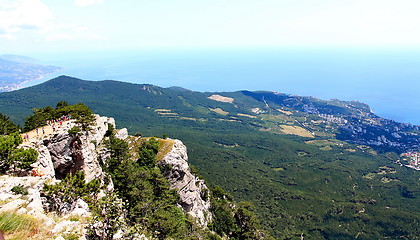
[25,48,420,125]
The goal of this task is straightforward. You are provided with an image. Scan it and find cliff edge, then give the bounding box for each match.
[0,114,212,239]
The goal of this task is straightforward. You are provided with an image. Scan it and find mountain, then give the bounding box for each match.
[0,56,61,92]
[0,111,270,239]
[0,76,419,239]
[0,54,39,64]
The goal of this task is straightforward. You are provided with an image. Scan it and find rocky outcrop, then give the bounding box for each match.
[2,114,212,238]
[159,139,212,227]
[0,175,90,239]
[25,115,115,182]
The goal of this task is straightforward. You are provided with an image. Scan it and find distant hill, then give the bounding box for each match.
[0,54,39,64]
[0,56,61,92]
[0,75,419,239]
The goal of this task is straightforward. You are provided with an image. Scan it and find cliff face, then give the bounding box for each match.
[23,114,115,181]
[159,139,212,226]
[0,114,212,239]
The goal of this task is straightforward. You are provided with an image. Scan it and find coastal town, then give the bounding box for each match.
[0,57,61,92]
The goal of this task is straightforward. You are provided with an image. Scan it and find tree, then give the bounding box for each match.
[0,113,18,135]
[9,148,38,170]
[56,101,69,109]
[137,138,160,167]
[24,102,96,131]
[0,132,37,173]
[105,134,191,239]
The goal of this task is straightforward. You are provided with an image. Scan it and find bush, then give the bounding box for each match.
[0,133,37,173]
[9,148,38,170]
[137,138,160,167]
[11,184,28,195]
[0,113,18,135]
[43,171,100,213]
[68,126,81,136]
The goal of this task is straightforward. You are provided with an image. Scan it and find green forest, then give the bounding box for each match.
[0,76,419,239]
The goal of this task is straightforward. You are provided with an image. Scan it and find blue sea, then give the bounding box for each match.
[27,48,420,125]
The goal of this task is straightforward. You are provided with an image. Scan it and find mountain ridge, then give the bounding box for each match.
[2,75,417,153]
[1,75,419,239]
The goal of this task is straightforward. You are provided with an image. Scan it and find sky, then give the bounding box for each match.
[1,0,420,54]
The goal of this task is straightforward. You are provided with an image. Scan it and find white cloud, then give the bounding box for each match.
[0,0,54,37]
[0,0,105,42]
[74,0,104,7]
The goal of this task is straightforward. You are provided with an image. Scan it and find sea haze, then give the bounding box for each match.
[27,48,420,125]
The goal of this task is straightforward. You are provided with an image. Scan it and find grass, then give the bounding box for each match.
[209,108,229,116]
[279,125,314,138]
[0,211,50,240]
[237,113,256,118]
[157,139,176,161]
[62,232,80,240]
[126,136,175,162]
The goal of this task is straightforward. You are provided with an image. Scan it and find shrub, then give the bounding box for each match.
[11,184,28,195]
[9,148,38,170]
[0,133,37,173]
[68,126,81,136]
[43,171,100,213]
[0,113,18,135]
[137,138,160,167]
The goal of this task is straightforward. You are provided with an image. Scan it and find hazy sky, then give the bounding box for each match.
[1,0,420,54]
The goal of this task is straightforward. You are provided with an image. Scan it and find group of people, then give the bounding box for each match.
[47,114,73,132]
[21,114,73,142]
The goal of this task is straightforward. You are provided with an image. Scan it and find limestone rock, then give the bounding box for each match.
[115,128,128,140]
[0,176,47,214]
[69,198,91,217]
[0,199,26,212]
[25,114,116,182]
[159,139,212,226]
[31,144,55,178]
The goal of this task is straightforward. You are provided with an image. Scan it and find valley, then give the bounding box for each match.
[0,76,419,239]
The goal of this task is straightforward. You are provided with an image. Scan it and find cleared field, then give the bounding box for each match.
[207,94,234,103]
[237,113,256,118]
[279,125,314,138]
[209,108,229,116]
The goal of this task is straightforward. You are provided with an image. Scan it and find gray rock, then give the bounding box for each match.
[115,128,128,140]
[32,144,55,177]
[159,139,212,226]
[28,115,115,182]
[69,198,91,217]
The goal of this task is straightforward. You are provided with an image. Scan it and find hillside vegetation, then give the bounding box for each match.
[0,103,271,239]
[0,76,419,239]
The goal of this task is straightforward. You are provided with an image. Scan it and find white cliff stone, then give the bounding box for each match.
[52,220,77,234]
[31,144,55,178]
[25,114,116,182]
[0,176,47,210]
[159,139,212,227]
[69,198,91,217]
[115,128,128,140]
[0,199,26,212]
